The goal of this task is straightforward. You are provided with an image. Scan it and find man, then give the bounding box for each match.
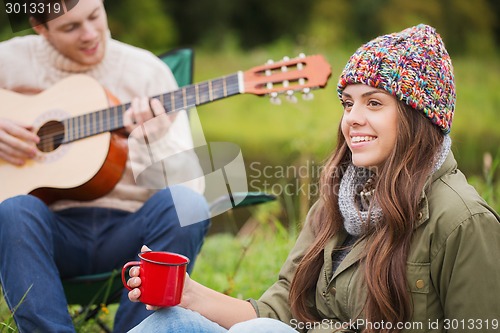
[0,0,209,331]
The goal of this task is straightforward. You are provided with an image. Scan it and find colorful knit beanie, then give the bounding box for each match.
[337,24,455,134]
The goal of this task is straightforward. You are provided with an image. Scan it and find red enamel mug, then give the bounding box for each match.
[122,251,189,307]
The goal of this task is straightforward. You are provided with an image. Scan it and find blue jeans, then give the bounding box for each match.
[0,186,210,333]
[128,306,298,332]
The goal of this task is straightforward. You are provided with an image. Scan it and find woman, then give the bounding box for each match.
[127,24,500,333]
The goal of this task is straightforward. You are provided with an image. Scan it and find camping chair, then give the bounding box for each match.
[62,47,275,332]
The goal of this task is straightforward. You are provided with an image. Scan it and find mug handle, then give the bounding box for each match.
[122,261,141,291]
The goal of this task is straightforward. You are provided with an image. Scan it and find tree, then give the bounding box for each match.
[105,0,177,53]
[439,0,496,55]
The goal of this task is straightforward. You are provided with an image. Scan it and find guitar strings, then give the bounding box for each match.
[28,62,313,148]
[35,75,241,148]
[35,106,127,146]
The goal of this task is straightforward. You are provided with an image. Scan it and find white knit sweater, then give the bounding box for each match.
[0,34,204,212]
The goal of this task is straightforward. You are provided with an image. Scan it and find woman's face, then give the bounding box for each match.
[341,84,399,169]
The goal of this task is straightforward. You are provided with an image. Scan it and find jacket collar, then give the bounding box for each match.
[328,234,367,281]
[414,150,457,229]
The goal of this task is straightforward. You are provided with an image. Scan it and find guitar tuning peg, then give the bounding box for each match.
[302,88,314,101]
[266,59,274,64]
[271,97,282,105]
[298,53,306,58]
[282,56,290,61]
[286,90,297,103]
[270,92,282,105]
[302,93,314,101]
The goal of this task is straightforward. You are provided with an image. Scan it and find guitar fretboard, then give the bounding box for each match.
[62,73,241,143]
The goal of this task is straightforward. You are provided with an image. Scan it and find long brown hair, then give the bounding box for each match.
[289,101,444,332]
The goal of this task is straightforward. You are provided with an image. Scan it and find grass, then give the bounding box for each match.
[0,300,17,332]
[0,286,32,333]
[192,200,298,300]
[0,201,296,332]
[1,170,498,332]
[468,151,500,212]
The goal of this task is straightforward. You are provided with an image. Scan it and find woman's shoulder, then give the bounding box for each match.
[430,167,497,223]
[424,166,500,252]
[425,150,498,226]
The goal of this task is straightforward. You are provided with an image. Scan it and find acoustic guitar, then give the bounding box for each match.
[0,54,331,204]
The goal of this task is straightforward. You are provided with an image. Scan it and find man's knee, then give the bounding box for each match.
[0,195,47,228]
[167,186,210,227]
[1,194,44,212]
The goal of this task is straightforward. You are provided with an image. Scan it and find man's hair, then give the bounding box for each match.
[30,0,80,27]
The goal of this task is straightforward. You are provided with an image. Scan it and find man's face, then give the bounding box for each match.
[34,0,108,66]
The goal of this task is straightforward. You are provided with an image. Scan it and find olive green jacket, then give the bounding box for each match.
[250,152,500,332]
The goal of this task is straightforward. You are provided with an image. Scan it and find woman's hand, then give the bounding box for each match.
[127,244,193,311]
[127,245,161,310]
[0,118,39,165]
[128,244,257,327]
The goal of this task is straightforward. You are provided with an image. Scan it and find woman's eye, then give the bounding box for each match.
[341,100,353,110]
[368,100,381,107]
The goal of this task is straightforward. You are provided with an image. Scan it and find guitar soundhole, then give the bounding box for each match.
[36,121,65,153]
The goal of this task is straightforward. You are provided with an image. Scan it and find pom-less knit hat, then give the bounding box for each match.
[337,24,455,134]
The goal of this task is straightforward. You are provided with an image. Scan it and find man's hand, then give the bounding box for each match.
[0,118,40,165]
[123,97,174,140]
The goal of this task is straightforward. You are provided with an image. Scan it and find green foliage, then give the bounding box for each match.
[1,0,499,55]
[159,0,500,54]
[439,0,497,56]
[0,286,33,333]
[468,151,500,212]
[449,56,500,176]
[104,0,177,54]
[378,0,444,35]
[307,0,355,50]
[166,0,313,50]
[1,2,499,331]
[0,299,16,333]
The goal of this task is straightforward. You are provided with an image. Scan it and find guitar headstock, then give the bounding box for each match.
[242,54,332,103]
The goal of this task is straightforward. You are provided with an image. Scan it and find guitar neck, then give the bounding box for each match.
[62,73,242,143]
[60,54,333,144]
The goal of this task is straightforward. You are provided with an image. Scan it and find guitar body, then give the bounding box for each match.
[0,75,128,204]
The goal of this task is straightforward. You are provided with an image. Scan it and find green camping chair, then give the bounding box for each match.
[158,47,194,88]
[63,47,275,332]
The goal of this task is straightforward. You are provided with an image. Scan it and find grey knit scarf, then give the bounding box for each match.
[339,135,452,236]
